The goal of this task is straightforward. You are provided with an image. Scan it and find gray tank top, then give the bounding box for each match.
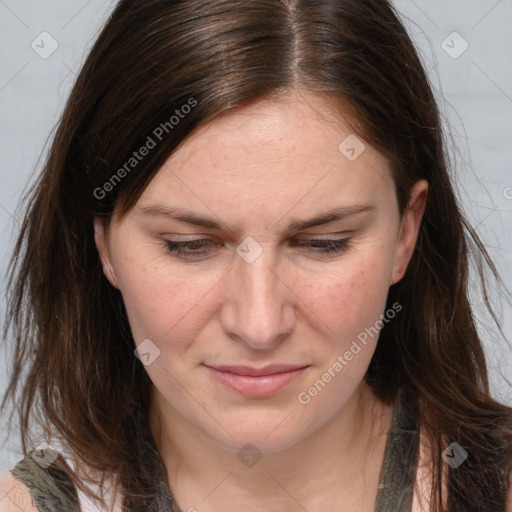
[10,387,419,511]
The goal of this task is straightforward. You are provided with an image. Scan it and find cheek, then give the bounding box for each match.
[292,252,394,417]
[113,252,225,348]
[295,250,393,343]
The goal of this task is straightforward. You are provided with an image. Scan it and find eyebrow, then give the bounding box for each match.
[136,203,375,233]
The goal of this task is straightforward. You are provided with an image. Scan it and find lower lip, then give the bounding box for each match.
[206,366,308,398]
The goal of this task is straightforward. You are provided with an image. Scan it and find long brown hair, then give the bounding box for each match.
[2,0,511,510]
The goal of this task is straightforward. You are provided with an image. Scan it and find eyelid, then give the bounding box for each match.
[294,231,353,239]
[163,231,353,241]
[161,234,354,253]
[163,235,353,259]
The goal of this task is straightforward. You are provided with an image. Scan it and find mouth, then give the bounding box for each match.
[203,364,310,398]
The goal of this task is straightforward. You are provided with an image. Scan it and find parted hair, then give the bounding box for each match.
[2,0,512,511]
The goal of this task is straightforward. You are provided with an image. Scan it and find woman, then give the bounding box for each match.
[1,0,511,511]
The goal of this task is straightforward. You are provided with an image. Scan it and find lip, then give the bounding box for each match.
[204,364,310,398]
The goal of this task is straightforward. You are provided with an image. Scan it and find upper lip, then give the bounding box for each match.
[205,364,309,376]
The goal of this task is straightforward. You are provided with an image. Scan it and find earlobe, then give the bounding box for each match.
[93,217,119,289]
[390,180,429,285]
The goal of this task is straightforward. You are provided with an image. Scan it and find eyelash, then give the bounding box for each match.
[164,237,352,259]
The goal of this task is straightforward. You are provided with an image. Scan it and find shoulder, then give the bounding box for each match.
[0,472,38,512]
[0,447,83,512]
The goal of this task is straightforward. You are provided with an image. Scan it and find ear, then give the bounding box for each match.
[93,217,119,289]
[390,179,429,285]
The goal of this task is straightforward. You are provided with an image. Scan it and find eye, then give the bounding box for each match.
[289,237,352,255]
[164,238,218,258]
[164,237,352,259]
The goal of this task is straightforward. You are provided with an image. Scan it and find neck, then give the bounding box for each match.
[149,382,393,512]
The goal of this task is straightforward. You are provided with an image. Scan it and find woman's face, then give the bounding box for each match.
[94,91,427,453]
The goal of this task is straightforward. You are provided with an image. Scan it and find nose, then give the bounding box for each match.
[220,242,297,350]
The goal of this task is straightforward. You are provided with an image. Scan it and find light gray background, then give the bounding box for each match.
[1,0,511,474]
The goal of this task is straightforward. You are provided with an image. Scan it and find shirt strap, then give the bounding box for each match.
[374,386,420,512]
[10,448,81,512]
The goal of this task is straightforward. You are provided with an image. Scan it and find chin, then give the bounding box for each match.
[204,413,311,454]
[217,432,305,455]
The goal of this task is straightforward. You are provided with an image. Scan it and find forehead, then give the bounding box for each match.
[136,91,394,219]
[164,92,367,172]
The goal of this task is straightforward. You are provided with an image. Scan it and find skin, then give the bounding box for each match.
[93,89,430,511]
